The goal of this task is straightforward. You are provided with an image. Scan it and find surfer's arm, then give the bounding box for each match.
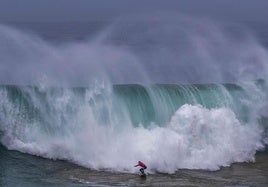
[134,164,139,167]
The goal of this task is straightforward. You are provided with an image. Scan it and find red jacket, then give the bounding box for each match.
[138,161,147,169]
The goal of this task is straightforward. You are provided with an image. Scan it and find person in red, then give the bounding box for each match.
[134,161,147,174]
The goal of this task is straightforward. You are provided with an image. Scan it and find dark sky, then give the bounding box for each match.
[0,0,268,23]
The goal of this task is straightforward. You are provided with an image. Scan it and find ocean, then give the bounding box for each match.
[0,16,268,186]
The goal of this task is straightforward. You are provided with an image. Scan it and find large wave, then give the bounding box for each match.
[0,13,268,173]
[0,82,267,173]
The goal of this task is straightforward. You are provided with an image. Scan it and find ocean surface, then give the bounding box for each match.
[1,16,268,186]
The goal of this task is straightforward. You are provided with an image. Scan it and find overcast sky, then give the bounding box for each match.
[0,0,268,23]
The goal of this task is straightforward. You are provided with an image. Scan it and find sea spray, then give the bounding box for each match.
[0,24,147,86]
[0,82,266,173]
[99,14,268,83]
[1,14,268,85]
[0,13,268,173]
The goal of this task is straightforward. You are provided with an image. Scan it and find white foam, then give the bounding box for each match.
[1,96,264,173]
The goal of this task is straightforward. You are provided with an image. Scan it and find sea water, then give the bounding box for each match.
[1,16,268,186]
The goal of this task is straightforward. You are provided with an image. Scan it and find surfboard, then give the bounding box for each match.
[140,173,146,178]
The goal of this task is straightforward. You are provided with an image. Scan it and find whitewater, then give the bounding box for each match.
[0,14,268,177]
[0,82,267,174]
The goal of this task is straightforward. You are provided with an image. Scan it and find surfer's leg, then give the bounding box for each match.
[140,168,144,174]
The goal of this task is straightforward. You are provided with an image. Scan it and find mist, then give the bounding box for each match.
[0,12,268,86]
[1,2,268,176]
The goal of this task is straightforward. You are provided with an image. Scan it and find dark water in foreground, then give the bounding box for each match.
[1,145,267,187]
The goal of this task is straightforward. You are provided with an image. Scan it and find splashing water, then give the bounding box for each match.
[0,82,267,173]
[0,13,268,173]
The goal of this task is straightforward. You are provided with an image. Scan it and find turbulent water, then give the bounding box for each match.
[0,81,267,174]
[1,13,268,186]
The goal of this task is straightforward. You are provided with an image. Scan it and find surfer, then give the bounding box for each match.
[134,161,147,175]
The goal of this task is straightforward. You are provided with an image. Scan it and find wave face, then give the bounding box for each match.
[0,82,267,173]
